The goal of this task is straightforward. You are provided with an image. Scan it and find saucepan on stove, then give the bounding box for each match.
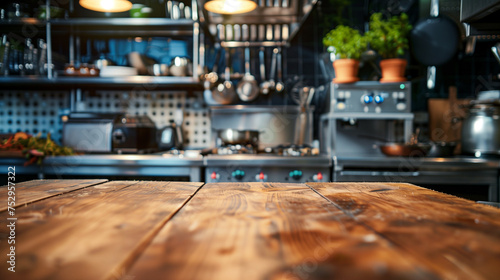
[217,128,259,146]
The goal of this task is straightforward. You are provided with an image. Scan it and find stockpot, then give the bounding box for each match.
[461,102,500,156]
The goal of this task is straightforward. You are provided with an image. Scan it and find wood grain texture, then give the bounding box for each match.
[308,182,500,280]
[127,182,440,280]
[0,181,202,280]
[0,179,108,211]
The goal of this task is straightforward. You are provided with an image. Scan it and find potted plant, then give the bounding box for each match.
[366,13,412,83]
[323,25,367,83]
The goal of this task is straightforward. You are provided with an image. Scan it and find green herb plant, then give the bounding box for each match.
[365,13,412,59]
[323,25,367,60]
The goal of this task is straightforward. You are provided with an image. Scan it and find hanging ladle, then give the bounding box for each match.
[237,46,259,101]
[275,47,285,93]
[211,49,236,105]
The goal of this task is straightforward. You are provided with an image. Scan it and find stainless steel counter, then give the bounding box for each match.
[43,153,204,181]
[334,156,500,202]
[335,156,500,171]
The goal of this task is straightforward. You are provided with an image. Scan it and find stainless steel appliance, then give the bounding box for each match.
[63,112,157,154]
[320,82,500,202]
[43,152,203,182]
[320,81,414,157]
[204,142,331,183]
[461,101,500,157]
[210,105,314,149]
[334,156,499,202]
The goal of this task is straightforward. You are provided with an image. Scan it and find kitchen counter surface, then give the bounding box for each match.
[1,180,500,280]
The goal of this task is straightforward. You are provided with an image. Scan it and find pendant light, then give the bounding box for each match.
[79,0,133,13]
[204,0,257,15]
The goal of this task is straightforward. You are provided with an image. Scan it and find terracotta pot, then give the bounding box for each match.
[380,58,407,83]
[332,59,360,84]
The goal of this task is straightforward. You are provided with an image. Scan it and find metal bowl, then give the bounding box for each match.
[217,129,259,146]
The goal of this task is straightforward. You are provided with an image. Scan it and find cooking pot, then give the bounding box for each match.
[461,102,500,156]
[217,129,259,146]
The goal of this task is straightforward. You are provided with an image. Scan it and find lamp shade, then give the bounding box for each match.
[204,0,257,15]
[80,0,133,13]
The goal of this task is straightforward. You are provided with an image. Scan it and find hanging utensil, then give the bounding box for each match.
[266,24,273,41]
[211,49,236,105]
[258,25,265,41]
[492,43,500,65]
[259,47,270,95]
[241,24,249,41]
[267,48,277,93]
[233,24,241,41]
[237,46,260,101]
[410,0,459,90]
[250,24,257,41]
[275,48,285,93]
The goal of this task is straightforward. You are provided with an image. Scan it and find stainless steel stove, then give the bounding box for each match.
[204,145,331,183]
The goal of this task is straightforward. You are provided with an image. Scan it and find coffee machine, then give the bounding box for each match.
[320,81,414,157]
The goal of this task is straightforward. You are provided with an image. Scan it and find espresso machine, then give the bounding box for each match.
[320,81,414,157]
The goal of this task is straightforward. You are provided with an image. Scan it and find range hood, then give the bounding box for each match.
[461,0,500,35]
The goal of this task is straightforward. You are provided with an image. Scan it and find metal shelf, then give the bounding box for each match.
[50,18,195,27]
[220,41,288,48]
[49,18,195,36]
[0,76,202,89]
[202,0,320,48]
[0,18,45,26]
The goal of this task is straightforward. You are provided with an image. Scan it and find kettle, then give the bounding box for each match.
[157,109,184,151]
[157,123,183,151]
[461,101,500,157]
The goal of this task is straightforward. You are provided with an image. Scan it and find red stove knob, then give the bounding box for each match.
[255,172,267,181]
[313,172,324,182]
[211,172,218,180]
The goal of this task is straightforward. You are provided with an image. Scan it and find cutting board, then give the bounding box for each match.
[428,86,472,142]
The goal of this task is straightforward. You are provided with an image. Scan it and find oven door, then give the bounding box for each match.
[334,158,499,202]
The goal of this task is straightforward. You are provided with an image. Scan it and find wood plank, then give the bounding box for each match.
[0,179,108,212]
[0,181,202,280]
[308,182,500,280]
[127,182,442,280]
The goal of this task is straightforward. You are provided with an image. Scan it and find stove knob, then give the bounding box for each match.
[313,172,324,182]
[362,94,373,104]
[374,95,384,104]
[232,170,245,180]
[289,170,303,180]
[210,171,220,180]
[255,172,267,181]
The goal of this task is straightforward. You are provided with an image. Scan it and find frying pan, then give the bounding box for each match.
[380,142,432,157]
[410,0,459,89]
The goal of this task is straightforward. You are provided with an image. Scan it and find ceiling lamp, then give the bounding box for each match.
[204,0,257,15]
[80,0,133,13]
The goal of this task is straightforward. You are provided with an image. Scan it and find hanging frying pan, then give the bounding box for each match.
[410,0,459,89]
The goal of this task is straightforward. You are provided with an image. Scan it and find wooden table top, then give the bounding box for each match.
[1,180,500,280]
